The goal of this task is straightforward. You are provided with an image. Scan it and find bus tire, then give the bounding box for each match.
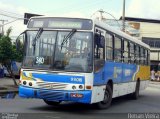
[95,85,112,109]
[43,100,61,106]
[131,80,140,100]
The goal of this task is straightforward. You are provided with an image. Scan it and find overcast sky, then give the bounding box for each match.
[0,0,160,36]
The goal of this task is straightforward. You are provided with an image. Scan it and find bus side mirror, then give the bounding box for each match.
[95,34,105,48]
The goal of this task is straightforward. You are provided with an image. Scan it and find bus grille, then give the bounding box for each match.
[38,90,65,100]
[36,82,67,90]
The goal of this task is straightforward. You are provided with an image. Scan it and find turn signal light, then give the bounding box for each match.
[86,85,92,89]
[19,80,21,84]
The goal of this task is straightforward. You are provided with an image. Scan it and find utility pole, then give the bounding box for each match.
[0,20,8,35]
[122,0,125,32]
[98,9,104,21]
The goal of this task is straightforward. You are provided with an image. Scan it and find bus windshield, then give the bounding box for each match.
[23,30,93,72]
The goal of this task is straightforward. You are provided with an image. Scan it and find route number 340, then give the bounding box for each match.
[36,57,45,64]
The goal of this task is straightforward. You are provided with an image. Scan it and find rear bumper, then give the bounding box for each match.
[19,86,92,104]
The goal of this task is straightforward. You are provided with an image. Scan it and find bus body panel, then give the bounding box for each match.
[19,70,93,103]
[94,61,150,86]
[91,61,150,103]
[94,61,138,86]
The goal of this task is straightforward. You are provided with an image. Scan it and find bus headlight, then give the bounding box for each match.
[23,81,27,85]
[72,85,76,90]
[79,85,83,89]
[29,82,32,86]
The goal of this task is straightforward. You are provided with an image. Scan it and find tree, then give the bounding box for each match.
[0,27,19,86]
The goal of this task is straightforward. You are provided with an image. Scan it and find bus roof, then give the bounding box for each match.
[93,19,150,50]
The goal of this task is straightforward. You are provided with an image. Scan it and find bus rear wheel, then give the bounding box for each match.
[43,100,61,106]
[95,85,112,109]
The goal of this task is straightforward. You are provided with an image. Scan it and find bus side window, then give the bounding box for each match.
[123,40,129,63]
[135,45,140,64]
[94,33,105,72]
[144,49,147,65]
[114,36,122,62]
[106,33,113,60]
[140,47,144,65]
[147,50,150,65]
[130,42,135,64]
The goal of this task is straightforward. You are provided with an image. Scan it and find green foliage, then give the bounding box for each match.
[0,27,23,85]
[0,27,23,65]
[0,33,13,66]
[12,42,23,62]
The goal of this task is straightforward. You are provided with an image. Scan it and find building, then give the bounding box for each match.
[120,17,160,71]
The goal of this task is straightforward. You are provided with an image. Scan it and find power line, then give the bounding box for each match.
[0,9,23,17]
[1,18,28,26]
[0,13,22,19]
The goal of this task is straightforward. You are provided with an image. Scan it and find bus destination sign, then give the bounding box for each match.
[27,17,93,30]
[48,21,82,29]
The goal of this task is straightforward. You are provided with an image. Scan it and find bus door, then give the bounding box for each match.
[93,28,105,85]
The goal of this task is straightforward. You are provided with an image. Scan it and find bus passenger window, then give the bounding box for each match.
[106,33,113,60]
[130,42,135,63]
[114,37,122,62]
[123,40,129,63]
[135,45,140,64]
[140,47,144,65]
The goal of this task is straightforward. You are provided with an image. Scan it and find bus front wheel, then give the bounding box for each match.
[95,85,112,109]
[43,100,61,106]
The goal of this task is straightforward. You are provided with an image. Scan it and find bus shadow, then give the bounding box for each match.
[29,94,146,114]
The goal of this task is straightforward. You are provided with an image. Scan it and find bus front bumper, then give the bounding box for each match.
[19,86,92,104]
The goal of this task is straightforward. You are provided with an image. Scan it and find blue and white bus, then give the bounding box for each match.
[18,17,150,109]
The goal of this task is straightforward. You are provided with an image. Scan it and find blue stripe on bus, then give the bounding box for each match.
[94,61,137,85]
[32,73,85,84]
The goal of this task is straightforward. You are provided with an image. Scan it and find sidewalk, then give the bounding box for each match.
[0,77,19,93]
[148,81,160,89]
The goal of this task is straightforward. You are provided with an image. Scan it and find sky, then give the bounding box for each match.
[0,0,160,37]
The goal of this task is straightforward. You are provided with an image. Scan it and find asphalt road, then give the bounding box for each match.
[0,85,160,119]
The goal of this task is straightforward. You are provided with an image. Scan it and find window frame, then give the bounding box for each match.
[106,32,114,60]
[114,35,122,62]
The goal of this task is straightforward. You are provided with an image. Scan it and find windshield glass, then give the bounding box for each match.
[23,30,93,72]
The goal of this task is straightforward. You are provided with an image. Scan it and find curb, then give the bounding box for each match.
[0,85,18,93]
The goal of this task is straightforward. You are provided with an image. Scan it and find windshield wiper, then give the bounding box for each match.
[61,29,77,50]
[32,28,43,54]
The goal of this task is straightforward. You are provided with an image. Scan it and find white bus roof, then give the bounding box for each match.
[93,19,150,49]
